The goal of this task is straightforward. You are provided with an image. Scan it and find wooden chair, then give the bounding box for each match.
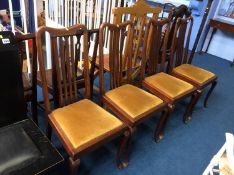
[36,24,130,175]
[140,18,201,137]
[160,5,191,67]
[170,17,217,108]
[99,21,169,154]
[96,0,161,81]
[16,33,38,124]
[37,28,99,108]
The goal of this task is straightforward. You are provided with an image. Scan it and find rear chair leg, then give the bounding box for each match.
[69,157,80,175]
[183,90,202,123]
[116,130,131,169]
[155,104,174,143]
[46,122,52,140]
[204,80,217,108]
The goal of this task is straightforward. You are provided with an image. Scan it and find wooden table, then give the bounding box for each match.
[201,19,234,66]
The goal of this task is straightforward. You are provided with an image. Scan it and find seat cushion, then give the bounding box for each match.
[143,72,195,101]
[172,64,216,87]
[105,84,164,123]
[0,127,40,174]
[50,99,124,155]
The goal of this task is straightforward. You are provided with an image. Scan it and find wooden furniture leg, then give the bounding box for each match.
[204,80,218,108]
[200,24,211,54]
[154,104,174,143]
[183,90,202,123]
[205,28,217,53]
[69,157,80,175]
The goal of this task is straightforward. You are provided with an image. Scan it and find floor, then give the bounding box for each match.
[37,52,234,175]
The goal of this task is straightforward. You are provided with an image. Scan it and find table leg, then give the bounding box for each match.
[231,59,234,67]
[205,28,217,53]
[200,25,211,54]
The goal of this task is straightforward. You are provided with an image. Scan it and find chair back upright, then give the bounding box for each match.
[166,5,191,55]
[112,0,161,71]
[140,18,171,82]
[168,16,194,73]
[99,21,135,97]
[36,24,90,116]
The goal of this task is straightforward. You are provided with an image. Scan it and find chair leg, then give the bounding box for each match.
[46,122,52,140]
[204,80,217,108]
[69,157,80,175]
[116,130,131,169]
[31,100,38,125]
[183,90,202,123]
[154,104,174,143]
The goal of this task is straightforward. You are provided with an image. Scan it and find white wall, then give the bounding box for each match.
[203,29,234,61]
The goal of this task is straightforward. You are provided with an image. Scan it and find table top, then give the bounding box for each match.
[0,119,63,175]
[210,18,234,33]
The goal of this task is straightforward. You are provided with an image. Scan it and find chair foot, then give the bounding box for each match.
[155,133,164,143]
[184,115,192,124]
[69,157,80,175]
[204,80,217,108]
[183,90,202,123]
[154,105,174,143]
[116,130,131,169]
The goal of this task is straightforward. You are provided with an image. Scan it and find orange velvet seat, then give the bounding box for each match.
[143,72,195,101]
[50,99,125,155]
[172,64,217,87]
[104,84,164,123]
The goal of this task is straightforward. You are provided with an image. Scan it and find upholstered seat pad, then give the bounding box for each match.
[105,84,164,122]
[172,64,216,86]
[50,99,124,154]
[144,72,195,101]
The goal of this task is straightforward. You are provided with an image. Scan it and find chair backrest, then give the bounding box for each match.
[112,0,161,68]
[168,16,193,73]
[166,5,191,52]
[36,24,90,115]
[74,29,99,78]
[140,18,171,82]
[99,21,134,96]
[0,31,26,126]
[161,3,176,19]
